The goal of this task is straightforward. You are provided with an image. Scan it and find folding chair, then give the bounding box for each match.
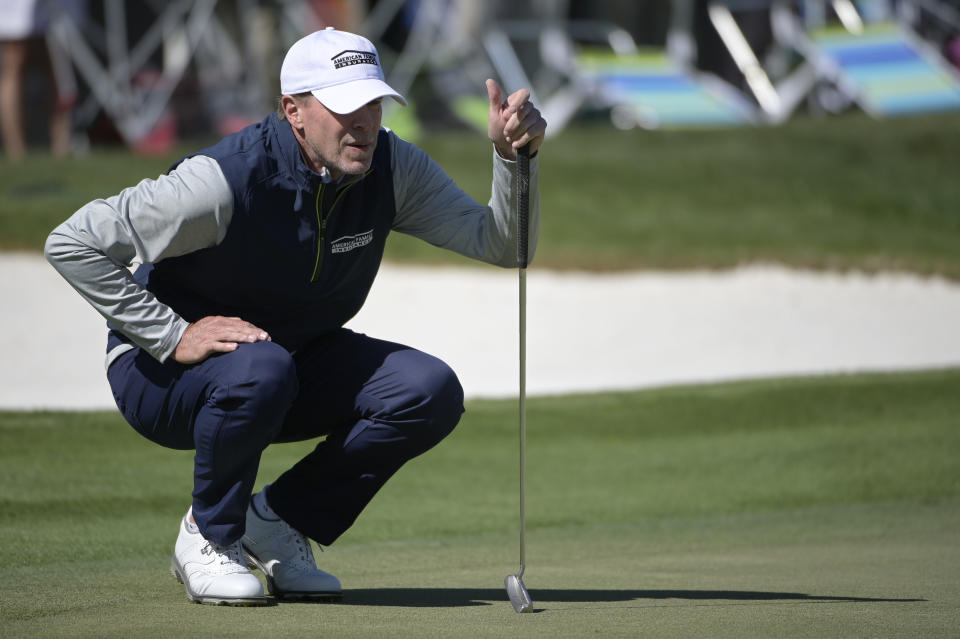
[776,0,960,116]
[574,45,759,129]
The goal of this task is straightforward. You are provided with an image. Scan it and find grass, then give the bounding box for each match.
[2,369,959,637]
[2,111,959,277]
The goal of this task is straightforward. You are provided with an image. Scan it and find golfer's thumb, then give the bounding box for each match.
[486,79,502,112]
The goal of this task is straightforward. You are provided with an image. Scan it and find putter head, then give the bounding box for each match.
[504,574,534,613]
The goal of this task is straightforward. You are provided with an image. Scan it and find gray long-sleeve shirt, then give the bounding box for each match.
[45,127,539,367]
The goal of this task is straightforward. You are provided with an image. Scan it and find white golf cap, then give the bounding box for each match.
[280,27,406,114]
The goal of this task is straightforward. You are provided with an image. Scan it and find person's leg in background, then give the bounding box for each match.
[45,33,75,158]
[0,39,28,160]
[0,34,74,160]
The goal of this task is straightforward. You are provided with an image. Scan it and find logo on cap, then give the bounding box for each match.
[332,50,378,69]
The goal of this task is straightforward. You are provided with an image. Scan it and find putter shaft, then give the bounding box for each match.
[518,266,527,579]
[505,144,533,613]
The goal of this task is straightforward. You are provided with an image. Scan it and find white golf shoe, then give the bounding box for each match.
[171,511,269,606]
[242,491,342,601]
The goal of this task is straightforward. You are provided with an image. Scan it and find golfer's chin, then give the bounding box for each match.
[340,145,375,174]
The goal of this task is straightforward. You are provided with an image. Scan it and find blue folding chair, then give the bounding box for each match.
[802,19,960,116]
[576,47,758,129]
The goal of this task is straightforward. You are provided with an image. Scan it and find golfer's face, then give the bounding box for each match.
[301,96,382,179]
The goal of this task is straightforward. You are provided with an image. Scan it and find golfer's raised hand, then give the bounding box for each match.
[486,79,547,161]
[173,315,271,364]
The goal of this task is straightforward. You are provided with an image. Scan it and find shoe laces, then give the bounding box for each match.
[276,521,317,571]
[204,539,246,567]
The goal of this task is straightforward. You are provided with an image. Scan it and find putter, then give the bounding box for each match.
[505,144,534,614]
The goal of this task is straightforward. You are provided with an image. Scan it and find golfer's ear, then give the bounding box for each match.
[281,95,302,127]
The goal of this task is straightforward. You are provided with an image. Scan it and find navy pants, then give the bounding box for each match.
[107,329,464,546]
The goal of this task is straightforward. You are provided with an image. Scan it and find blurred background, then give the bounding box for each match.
[2,0,959,156]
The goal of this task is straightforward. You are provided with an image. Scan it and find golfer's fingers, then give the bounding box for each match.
[495,88,531,133]
[211,329,266,344]
[207,340,241,354]
[205,316,270,342]
[504,100,541,133]
[504,87,531,113]
[514,104,542,136]
[518,119,547,151]
[504,105,546,151]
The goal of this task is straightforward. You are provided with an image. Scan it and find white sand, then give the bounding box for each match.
[5,252,960,409]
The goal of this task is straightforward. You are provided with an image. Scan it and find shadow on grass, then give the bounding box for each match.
[336,588,926,609]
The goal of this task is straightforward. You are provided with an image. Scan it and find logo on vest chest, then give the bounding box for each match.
[331,229,374,254]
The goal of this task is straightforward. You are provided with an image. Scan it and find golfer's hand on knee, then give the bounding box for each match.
[173,315,271,364]
[486,79,547,161]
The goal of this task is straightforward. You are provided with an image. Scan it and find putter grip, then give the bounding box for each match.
[517,145,530,269]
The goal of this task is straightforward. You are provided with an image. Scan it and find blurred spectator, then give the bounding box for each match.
[0,0,77,161]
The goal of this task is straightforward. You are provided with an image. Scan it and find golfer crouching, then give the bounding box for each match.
[45,27,545,606]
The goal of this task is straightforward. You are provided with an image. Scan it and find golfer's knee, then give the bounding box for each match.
[401,354,464,447]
